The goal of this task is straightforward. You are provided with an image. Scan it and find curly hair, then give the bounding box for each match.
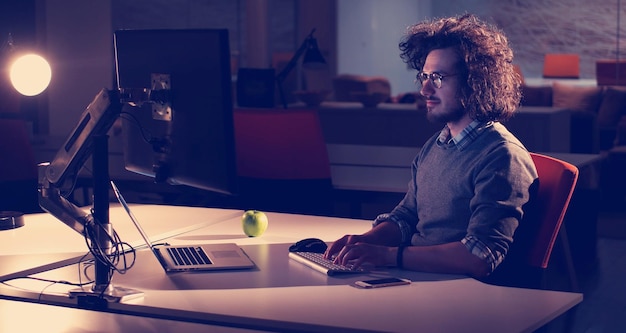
[399,14,522,122]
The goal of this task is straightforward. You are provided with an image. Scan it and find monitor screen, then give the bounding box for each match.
[114,29,238,195]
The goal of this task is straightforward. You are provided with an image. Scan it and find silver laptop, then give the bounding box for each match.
[111,181,255,273]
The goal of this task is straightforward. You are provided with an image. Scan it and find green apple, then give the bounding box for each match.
[242,210,268,237]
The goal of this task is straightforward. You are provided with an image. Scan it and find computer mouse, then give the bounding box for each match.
[289,238,328,253]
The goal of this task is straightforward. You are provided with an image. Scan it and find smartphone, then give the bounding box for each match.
[354,277,411,289]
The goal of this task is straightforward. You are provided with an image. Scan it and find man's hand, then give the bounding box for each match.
[323,234,364,260]
[324,221,402,267]
[331,242,395,268]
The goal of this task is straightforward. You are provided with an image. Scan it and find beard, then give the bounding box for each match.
[425,101,465,124]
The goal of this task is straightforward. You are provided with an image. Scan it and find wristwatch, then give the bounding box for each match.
[373,213,392,227]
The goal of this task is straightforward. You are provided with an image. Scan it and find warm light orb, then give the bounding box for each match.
[9,54,51,96]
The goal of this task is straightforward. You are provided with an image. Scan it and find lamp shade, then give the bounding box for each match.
[275,28,328,108]
[302,38,326,68]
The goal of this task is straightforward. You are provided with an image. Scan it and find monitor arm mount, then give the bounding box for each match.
[38,76,171,303]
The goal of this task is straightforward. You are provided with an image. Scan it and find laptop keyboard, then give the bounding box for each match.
[289,251,365,276]
[167,246,213,266]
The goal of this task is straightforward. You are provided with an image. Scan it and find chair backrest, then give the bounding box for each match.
[233,108,331,180]
[543,53,580,78]
[232,108,333,215]
[527,153,579,268]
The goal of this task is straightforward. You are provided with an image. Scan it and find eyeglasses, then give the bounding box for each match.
[415,71,457,89]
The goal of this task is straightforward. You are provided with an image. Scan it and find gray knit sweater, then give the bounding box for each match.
[388,121,538,262]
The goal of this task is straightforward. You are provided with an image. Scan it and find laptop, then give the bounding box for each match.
[110,181,255,273]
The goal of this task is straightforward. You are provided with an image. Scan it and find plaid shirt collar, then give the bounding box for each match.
[437,120,493,151]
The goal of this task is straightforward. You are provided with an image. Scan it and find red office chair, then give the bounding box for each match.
[232,108,333,215]
[486,153,579,291]
[527,153,578,272]
[526,153,580,333]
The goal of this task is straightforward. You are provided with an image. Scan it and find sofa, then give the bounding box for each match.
[323,78,626,153]
[521,81,626,153]
[332,74,392,102]
[317,101,573,154]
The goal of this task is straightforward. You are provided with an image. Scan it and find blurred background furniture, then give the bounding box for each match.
[332,74,391,102]
[316,102,573,153]
[236,68,276,108]
[521,81,626,153]
[543,53,580,78]
[603,116,626,206]
[596,59,626,86]
[232,107,333,216]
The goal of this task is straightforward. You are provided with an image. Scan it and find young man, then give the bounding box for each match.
[324,14,537,279]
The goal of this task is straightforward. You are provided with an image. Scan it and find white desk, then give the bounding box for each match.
[0,205,582,333]
[0,297,259,333]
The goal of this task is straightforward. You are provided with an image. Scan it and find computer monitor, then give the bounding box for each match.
[114,29,238,195]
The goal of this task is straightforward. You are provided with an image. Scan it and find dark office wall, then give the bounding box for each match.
[0,0,48,135]
[432,0,626,79]
[0,0,36,47]
[111,0,297,68]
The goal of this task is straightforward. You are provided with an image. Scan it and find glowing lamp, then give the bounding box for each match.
[9,53,51,96]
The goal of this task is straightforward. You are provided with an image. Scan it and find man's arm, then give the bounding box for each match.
[332,239,490,278]
[330,221,491,278]
[398,242,491,278]
[362,219,404,246]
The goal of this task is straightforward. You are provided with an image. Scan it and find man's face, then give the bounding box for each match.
[419,48,465,124]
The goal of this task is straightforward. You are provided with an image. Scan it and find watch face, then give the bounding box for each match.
[374,213,391,224]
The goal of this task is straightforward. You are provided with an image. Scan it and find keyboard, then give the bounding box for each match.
[166,246,212,266]
[289,251,366,276]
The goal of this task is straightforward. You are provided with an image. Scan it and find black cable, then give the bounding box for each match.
[83,209,137,276]
[1,277,92,288]
[61,207,139,301]
[119,111,153,144]
[2,219,137,300]
[0,253,94,302]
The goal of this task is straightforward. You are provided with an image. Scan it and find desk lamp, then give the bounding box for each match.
[2,33,51,96]
[275,28,327,108]
[0,33,51,230]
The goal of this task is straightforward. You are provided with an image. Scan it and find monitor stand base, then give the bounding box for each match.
[70,284,143,304]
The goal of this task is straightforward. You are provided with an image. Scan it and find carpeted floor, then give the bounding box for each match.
[546,200,626,332]
[597,210,626,240]
[568,237,626,333]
